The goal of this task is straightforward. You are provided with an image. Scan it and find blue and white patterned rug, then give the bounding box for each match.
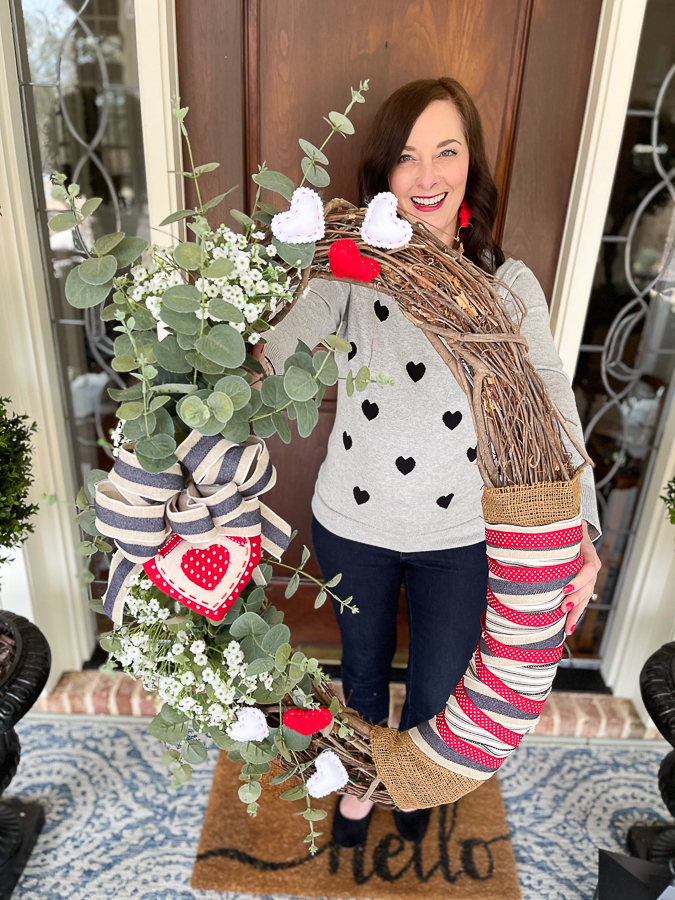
[6,715,671,900]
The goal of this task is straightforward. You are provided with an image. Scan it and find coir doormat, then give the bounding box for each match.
[191,753,521,899]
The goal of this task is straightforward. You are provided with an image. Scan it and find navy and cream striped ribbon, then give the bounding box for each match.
[94,431,291,623]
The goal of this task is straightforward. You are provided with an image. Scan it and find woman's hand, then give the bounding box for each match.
[559,520,601,636]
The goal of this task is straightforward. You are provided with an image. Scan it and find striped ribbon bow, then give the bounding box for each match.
[94,431,291,623]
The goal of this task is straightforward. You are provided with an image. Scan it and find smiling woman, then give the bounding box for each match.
[357,78,504,273]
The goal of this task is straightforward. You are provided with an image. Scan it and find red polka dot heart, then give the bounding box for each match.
[180,545,230,591]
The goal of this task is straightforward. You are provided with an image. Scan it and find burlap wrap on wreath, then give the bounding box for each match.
[481,471,581,527]
[371,474,583,810]
[370,728,473,810]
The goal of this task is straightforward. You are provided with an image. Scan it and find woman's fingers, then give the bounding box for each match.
[559,521,601,636]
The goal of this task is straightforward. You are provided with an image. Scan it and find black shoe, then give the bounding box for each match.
[393,807,431,842]
[332,799,373,848]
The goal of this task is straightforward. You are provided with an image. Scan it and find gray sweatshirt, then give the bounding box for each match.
[263,258,600,550]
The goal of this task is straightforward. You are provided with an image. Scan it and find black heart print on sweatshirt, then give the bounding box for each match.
[342,431,352,450]
[443,411,463,430]
[467,446,477,462]
[361,399,379,421]
[436,493,454,509]
[374,299,389,322]
[353,486,370,505]
[406,361,426,383]
[395,456,416,476]
[348,341,357,361]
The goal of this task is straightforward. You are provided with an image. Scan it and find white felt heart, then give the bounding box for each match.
[226,708,269,742]
[360,191,413,250]
[306,749,349,799]
[271,187,325,244]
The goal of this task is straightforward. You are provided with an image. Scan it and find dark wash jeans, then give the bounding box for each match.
[311,516,489,732]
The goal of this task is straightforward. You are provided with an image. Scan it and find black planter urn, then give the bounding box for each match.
[0,611,51,899]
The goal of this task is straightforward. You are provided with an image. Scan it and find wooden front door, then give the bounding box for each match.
[174,0,602,659]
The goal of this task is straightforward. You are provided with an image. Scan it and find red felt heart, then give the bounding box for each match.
[180,544,230,591]
[282,707,333,736]
[328,239,380,283]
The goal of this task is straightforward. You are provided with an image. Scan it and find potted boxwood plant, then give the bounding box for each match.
[0,398,51,899]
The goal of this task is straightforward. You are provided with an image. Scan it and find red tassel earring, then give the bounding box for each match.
[459,199,472,229]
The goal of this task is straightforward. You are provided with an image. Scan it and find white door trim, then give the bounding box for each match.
[133,0,186,243]
[0,3,95,689]
[550,0,647,377]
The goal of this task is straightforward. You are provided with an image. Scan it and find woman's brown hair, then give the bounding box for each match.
[357,77,504,274]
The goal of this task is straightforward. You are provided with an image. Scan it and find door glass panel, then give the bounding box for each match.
[570,0,675,664]
[11,0,148,612]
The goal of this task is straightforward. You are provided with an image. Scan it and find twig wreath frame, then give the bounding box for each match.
[54,84,591,849]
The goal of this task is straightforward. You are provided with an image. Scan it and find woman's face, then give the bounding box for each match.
[388,99,469,246]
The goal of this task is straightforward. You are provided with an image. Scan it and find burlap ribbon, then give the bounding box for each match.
[94,431,291,623]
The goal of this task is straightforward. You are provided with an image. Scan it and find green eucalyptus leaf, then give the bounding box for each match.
[207,391,234,424]
[314,589,327,609]
[160,305,199,335]
[261,623,291,653]
[195,324,246,368]
[201,188,236,213]
[245,657,275,677]
[298,139,329,165]
[208,297,244,323]
[148,710,187,744]
[110,236,148,268]
[323,334,351,353]
[220,418,250,443]
[93,232,125,255]
[272,413,291,443]
[252,414,276,439]
[346,370,354,396]
[284,572,300,598]
[312,350,339,385]
[80,197,102,219]
[229,612,269,639]
[184,350,226,375]
[293,399,319,438]
[200,258,234,279]
[182,739,208,765]
[177,331,198,350]
[50,184,68,201]
[112,355,138,373]
[123,413,155,441]
[280,725,312,752]
[209,728,241,751]
[79,255,117,285]
[328,111,354,134]
[238,780,262,803]
[65,267,111,308]
[252,170,295,202]
[131,307,157,330]
[154,335,193,373]
[273,240,315,269]
[284,366,318,402]
[135,449,177,474]
[117,401,144,421]
[162,284,201,313]
[355,365,371,391]
[260,375,288,409]
[159,209,194,226]
[149,394,170,411]
[283,352,315,374]
[173,241,202,271]
[135,433,177,459]
[213,375,250,410]
[230,209,255,229]
[301,158,330,188]
[180,395,210,428]
[48,211,78,232]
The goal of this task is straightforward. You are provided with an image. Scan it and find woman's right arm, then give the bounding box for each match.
[257,278,350,374]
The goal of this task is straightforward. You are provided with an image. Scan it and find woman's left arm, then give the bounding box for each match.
[505,264,601,635]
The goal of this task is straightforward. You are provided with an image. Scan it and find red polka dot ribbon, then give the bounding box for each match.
[488,551,584,583]
[454,680,523,748]
[473,647,546,715]
[434,714,504,769]
[487,587,566,627]
[481,616,564,664]
[485,524,583,550]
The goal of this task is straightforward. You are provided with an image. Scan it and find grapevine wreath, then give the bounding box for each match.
[56,84,591,851]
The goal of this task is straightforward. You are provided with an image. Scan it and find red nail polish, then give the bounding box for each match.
[562,585,575,595]
[565,601,574,611]
[570,623,576,633]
